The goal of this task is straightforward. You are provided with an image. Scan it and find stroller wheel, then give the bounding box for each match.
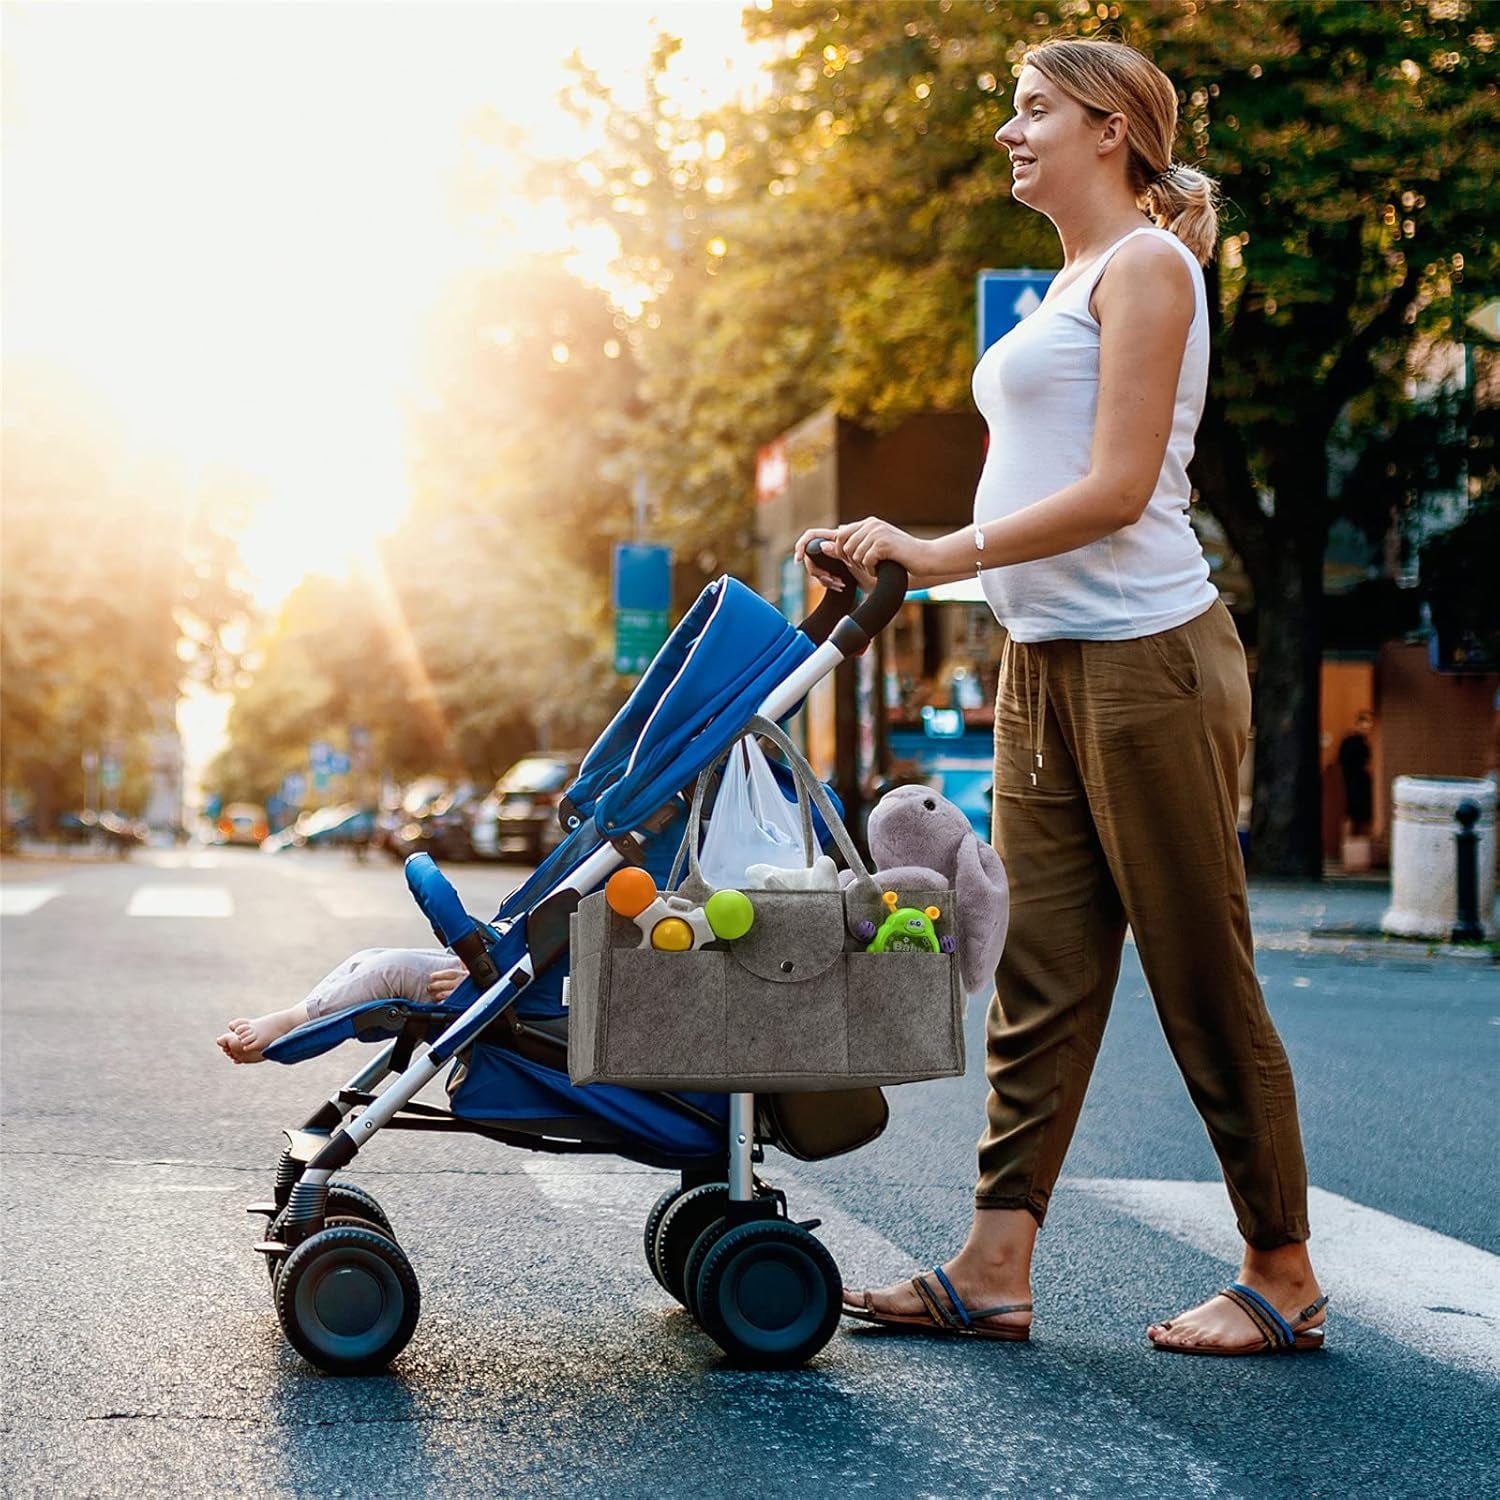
[324,1183,396,1240]
[276,1226,420,1375]
[682,1219,732,1324]
[696,1221,841,1369]
[262,1187,398,1288]
[653,1184,729,1306]
[642,1189,681,1291]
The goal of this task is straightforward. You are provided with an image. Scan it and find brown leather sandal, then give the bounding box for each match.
[842,1267,1032,1342]
[1151,1282,1329,1357]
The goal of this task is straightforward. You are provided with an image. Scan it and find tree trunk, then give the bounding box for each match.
[1244,487,1328,879]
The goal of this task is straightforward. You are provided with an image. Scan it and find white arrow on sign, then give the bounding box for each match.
[1464,298,1500,341]
[1013,286,1043,320]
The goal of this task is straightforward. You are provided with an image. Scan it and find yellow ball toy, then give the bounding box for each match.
[650,916,696,952]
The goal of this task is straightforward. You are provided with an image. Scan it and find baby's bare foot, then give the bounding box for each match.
[216,1007,304,1064]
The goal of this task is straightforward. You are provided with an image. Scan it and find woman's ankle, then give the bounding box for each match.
[1239,1241,1318,1295]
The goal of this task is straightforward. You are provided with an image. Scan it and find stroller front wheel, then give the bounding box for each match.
[275,1226,420,1375]
[696,1221,841,1369]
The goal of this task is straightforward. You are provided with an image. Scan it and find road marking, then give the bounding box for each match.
[141,850,222,870]
[0,886,61,916]
[1068,1178,1500,1378]
[126,885,234,918]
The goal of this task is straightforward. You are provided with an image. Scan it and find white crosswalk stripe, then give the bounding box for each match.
[126,885,234,918]
[0,885,61,916]
[1069,1177,1500,1377]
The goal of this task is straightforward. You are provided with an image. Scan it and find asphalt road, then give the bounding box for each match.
[2,846,1495,1499]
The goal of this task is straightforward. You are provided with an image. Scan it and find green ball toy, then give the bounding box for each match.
[705,888,755,942]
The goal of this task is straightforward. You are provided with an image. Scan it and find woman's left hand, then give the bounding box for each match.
[836,518,933,577]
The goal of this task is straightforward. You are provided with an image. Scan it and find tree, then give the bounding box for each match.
[210,256,649,796]
[1,360,252,827]
[559,0,1498,874]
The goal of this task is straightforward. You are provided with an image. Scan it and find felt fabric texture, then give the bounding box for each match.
[567,888,964,1092]
[849,786,1010,995]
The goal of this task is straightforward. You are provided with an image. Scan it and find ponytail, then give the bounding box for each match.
[1144,162,1220,266]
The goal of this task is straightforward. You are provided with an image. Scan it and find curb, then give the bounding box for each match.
[1254,932,1498,963]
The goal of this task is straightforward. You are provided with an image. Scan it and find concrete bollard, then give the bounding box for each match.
[1381,776,1496,941]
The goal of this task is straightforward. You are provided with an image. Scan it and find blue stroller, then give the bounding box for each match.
[249,548,909,1372]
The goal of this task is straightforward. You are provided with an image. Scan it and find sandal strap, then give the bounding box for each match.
[930,1266,973,1329]
[1296,1293,1330,1325]
[1224,1282,1294,1347]
[911,1275,962,1329]
[929,1266,1032,1326]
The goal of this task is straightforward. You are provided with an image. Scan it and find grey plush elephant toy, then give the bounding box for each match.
[843,785,1009,995]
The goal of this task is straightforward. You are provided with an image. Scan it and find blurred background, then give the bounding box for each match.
[3,1,1495,876]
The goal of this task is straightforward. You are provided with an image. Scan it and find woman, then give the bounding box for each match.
[797,37,1326,1356]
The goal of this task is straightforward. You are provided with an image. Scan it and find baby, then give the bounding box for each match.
[217,947,466,1064]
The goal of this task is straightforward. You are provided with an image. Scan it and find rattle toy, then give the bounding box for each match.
[605,867,755,952]
[854,890,958,955]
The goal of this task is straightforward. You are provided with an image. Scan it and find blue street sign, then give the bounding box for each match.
[613,543,672,675]
[977,270,1055,357]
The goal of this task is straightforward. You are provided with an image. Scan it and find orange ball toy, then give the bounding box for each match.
[605,867,658,920]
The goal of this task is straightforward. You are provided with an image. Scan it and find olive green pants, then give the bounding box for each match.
[977,600,1310,1249]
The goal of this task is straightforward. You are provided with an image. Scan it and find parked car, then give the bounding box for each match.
[386,781,481,864]
[216,802,269,846]
[55,809,147,853]
[372,776,448,856]
[261,803,375,855]
[470,751,585,864]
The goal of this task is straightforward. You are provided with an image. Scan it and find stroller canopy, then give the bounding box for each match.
[570,576,815,837]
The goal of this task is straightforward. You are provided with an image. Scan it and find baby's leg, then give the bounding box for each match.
[217,949,452,1064]
[303,948,454,1019]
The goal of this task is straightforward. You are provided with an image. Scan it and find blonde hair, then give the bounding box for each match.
[1023,37,1220,265]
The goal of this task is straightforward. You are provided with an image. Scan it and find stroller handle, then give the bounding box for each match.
[804,539,908,657]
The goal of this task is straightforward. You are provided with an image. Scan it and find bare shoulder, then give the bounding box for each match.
[1093,232,1195,324]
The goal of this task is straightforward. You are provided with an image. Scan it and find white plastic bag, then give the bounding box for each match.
[696,736,810,889]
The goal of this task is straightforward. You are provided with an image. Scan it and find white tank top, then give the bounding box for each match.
[972,225,1217,642]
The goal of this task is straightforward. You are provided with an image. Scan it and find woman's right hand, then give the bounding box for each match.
[793,528,875,592]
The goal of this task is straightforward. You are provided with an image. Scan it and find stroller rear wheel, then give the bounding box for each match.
[652,1183,729,1306]
[276,1225,420,1375]
[695,1221,841,1369]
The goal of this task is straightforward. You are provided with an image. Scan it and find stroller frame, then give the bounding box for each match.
[252,547,908,1371]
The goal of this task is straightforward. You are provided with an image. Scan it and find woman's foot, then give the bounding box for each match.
[1148,1243,1325,1353]
[215,1004,307,1064]
[843,1253,1034,1337]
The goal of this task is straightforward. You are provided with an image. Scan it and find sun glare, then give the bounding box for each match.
[4,3,766,608]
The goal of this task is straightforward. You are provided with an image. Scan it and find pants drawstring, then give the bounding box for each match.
[1003,636,1049,788]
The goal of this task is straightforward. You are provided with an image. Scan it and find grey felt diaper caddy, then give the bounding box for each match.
[568,717,966,1092]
